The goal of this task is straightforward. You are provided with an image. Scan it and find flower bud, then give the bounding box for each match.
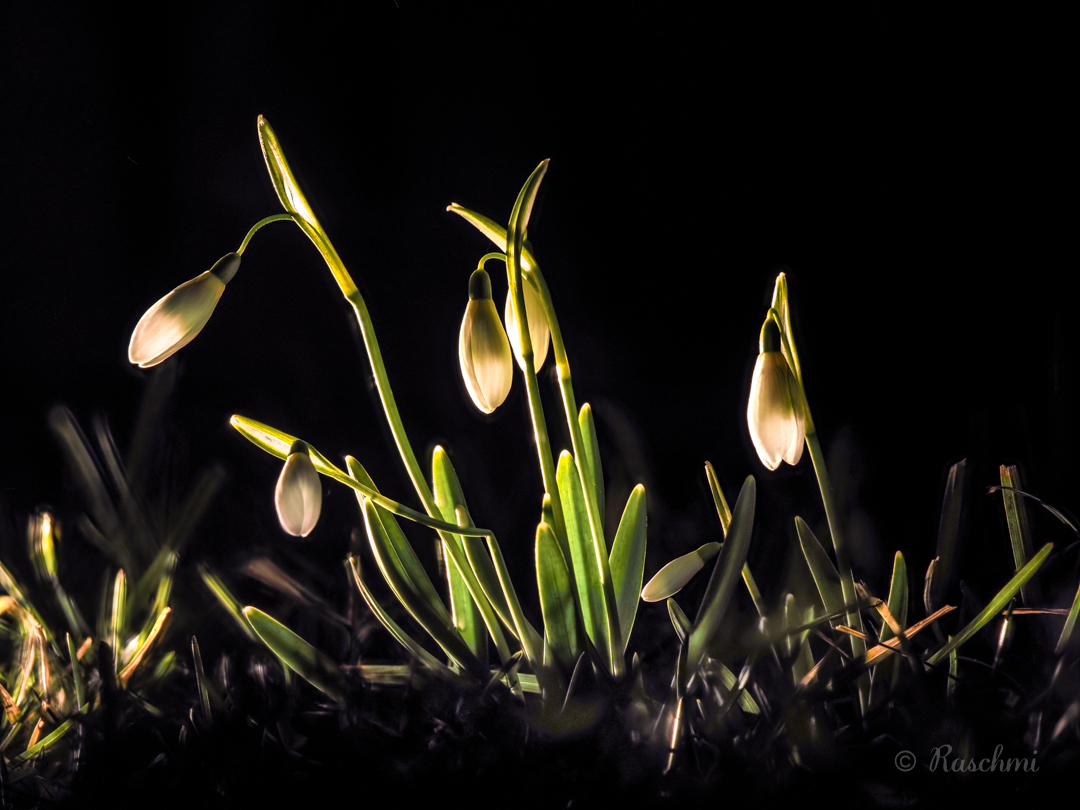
[504,278,550,372]
[747,343,805,471]
[459,269,513,413]
[128,253,240,368]
[275,440,322,537]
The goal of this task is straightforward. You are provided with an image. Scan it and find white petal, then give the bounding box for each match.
[748,352,803,470]
[128,272,225,368]
[504,281,550,372]
[275,451,322,537]
[459,299,513,413]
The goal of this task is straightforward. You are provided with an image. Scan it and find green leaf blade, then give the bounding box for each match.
[243,607,345,702]
[687,476,756,670]
[609,485,647,652]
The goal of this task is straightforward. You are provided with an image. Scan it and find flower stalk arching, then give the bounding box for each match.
[255,118,536,676]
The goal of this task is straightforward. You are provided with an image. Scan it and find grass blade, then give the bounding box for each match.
[999,465,1041,605]
[687,476,756,672]
[930,459,966,611]
[66,633,86,713]
[926,543,1053,667]
[191,636,212,724]
[120,608,171,685]
[706,462,764,616]
[1056,578,1080,654]
[609,484,646,652]
[109,569,127,671]
[242,607,346,703]
[796,517,844,617]
[199,566,257,641]
[536,522,580,666]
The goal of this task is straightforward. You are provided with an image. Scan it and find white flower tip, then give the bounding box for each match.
[747,352,806,471]
[459,299,513,414]
[128,271,226,368]
[275,448,322,537]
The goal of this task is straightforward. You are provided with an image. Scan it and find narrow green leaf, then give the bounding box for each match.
[796,517,844,618]
[641,541,720,603]
[243,607,346,703]
[360,497,484,678]
[706,462,764,616]
[346,557,455,676]
[482,528,544,667]
[609,484,647,652]
[1055,578,1080,654]
[930,459,966,611]
[687,476,756,670]
[926,542,1053,667]
[350,573,447,679]
[109,569,127,672]
[199,565,257,641]
[705,462,732,533]
[66,633,85,712]
[558,451,609,669]
[431,447,487,659]
[713,659,761,715]
[536,522,579,666]
[883,551,908,641]
[667,598,691,643]
[191,635,212,724]
[578,404,605,532]
[11,719,74,764]
[120,607,170,685]
[999,465,1041,605]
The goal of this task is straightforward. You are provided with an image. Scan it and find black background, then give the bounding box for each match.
[2,6,1075,621]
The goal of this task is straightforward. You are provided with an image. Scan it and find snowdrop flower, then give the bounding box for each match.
[459,269,513,414]
[747,331,805,471]
[504,278,550,372]
[128,253,241,368]
[275,441,322,537]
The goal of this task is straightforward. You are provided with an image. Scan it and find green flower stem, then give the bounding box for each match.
[804,426,867,715]
[277,219,524,675]
[503,257,567,551]
[765,296,867,713]
[529,266,624,678]
[236,214,300,255]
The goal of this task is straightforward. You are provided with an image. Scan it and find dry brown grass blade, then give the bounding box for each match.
[863,606,957,664]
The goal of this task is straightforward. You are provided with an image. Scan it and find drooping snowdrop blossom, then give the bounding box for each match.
[459,268,513,414]
[128,253,241,368]
[504,277,550,372]
[747,323,805,471]
[275,441,322,537]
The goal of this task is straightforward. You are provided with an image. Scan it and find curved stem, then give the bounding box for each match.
[236,214,299,255]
